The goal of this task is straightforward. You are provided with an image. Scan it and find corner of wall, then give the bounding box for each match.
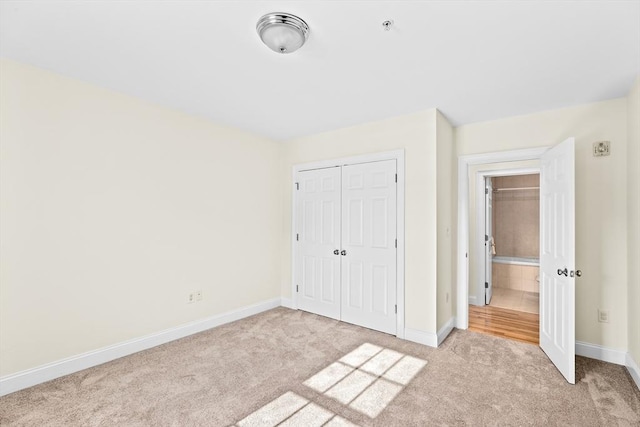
[627,75,640,371]
[436,111,456,330]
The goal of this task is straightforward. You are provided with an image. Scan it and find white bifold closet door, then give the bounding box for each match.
[295,160,397,335]
[341,161,397,334]
[296,167,342,320]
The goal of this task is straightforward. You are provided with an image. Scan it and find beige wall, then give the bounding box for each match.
[436,112,455,331]
[628,76,640,365]
[492,174,540,258]
[0,60,283,376]
[456,98,628,349]
[2,57,635,381]
[280,110,447,335]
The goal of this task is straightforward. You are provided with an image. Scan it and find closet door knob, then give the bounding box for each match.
[575,270,582,277]
[333,249,339,255]
[341,250,347,256]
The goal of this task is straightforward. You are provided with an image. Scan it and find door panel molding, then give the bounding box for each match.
[292,150,405,338]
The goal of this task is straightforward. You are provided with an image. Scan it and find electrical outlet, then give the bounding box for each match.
[196,290,203,301]
[188,292,195,304]
[598,309,609,323]
[593,141,610,157]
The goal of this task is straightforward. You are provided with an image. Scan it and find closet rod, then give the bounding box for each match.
[493,186,539,192]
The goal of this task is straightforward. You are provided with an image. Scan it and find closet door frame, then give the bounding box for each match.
[291,149,405,339]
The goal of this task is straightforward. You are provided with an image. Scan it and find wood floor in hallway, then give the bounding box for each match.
[468,305,539,345]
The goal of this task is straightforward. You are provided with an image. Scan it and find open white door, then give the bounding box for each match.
[540,137,576,384]
[485,178,493,305]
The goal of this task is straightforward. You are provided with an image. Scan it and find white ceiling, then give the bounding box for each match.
[1,1,639,141]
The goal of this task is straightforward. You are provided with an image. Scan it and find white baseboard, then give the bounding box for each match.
[6,299,634,397]
[468,296,477,305]
[626,353,640,390]
[575,341,627,365]
[404,327,437,348]
[280,297,295,309]
[437,317,456,346]
[0,297,282,397]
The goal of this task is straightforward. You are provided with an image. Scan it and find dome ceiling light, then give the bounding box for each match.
[256,12,310,54]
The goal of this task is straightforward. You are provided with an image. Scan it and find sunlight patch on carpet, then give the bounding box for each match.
[303,362,354,393]
[237,392,307,427]
[236,391,358,427]
[304,343,427,418]
[236,343,427,425]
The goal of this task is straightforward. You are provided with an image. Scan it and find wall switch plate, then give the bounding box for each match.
[598,309,609,323]
[196,290,203,301]
[593,141,610,157]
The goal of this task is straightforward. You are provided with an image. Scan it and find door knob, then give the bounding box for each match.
[341,250,347,256]
[575,270,582,277]
[557,268,568,277]
[333,249,339,255]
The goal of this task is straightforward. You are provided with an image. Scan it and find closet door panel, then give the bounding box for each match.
[295,167,341,320]
[341,160,397,335]
[347,260,364,309]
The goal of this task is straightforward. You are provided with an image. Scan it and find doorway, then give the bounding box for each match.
[486,173,540,315]
[291,150,406,337]
[469,172,541,345]
[456,148,548,329]
[457,140,577,384]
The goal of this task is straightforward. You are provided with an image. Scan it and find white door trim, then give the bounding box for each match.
[474,167,540,306]
[291,149,405,338]
[457,147,548,329]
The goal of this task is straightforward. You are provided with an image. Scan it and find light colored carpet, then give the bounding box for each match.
[1,307,638,426]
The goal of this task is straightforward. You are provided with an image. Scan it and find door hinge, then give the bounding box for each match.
[296,285,299,292]
[485,187,489,194]
[485,282,489,289]
[395,238,397,248]
[395,174,397,183]
[395,304,397,314]
[485,234,489,242]
[296,233,299,241]
[295,182,299,190]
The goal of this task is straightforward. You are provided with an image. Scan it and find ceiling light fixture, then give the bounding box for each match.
[256,12,310,54]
